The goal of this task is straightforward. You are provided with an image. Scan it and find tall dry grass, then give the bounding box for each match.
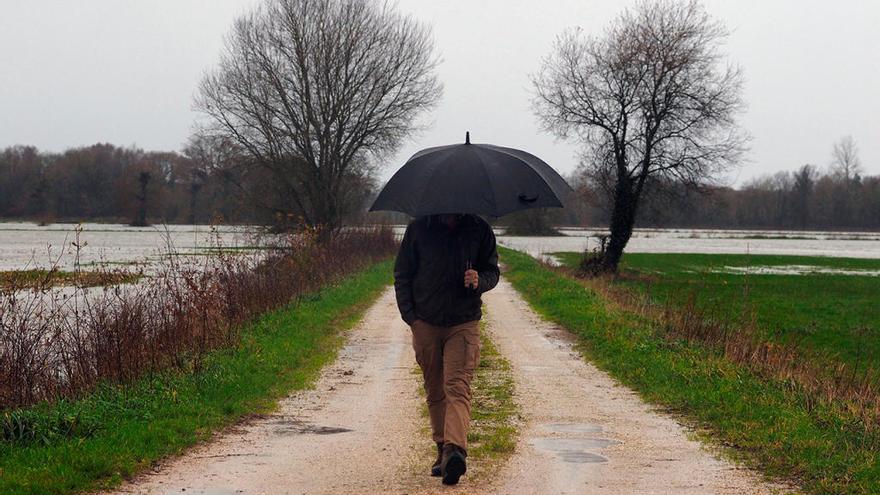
[0,226,397,410]
[569,267,880,430]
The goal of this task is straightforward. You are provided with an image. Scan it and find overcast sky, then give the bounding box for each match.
[1,0,878,185]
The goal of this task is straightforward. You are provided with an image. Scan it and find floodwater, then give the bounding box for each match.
[0,222,257,271]
[2,222,879,273]
[714,265,880,276]
[499,227,880,263]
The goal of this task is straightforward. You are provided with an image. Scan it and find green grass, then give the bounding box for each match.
[467,320,518,461]
[503,247,879,494]
[555,252,880,377]
[0,259,393,495]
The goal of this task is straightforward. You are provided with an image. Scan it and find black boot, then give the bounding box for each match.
[431,442,443,476]
[440,443,467,485]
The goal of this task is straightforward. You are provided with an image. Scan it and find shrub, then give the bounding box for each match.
[0,226,397,410]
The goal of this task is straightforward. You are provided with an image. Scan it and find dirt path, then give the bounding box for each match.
[479,279,793,494]
[114,287,427,495]
[114,279,793,494]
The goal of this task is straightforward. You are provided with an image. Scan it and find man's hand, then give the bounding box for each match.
[464,269,479,289]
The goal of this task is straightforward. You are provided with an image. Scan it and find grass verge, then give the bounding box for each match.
[0,259,392,495]
[467,319,519,463]
[501,247,878,494]
[554,251,880,373]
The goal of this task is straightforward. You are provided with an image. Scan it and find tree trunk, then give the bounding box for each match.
[581,176,638,275]
[188,182,201,225]
[602,187,637,272]
[131,172,150,227]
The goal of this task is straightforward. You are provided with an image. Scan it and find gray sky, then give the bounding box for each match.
[1,0,878,185]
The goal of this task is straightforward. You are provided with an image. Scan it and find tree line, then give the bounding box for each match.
[569,166,880,231]
[0,142,271,226]
[2,138,876,231]
[557,136,880,231]
[0,139,392,227]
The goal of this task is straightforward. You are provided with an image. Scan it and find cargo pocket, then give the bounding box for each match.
[411,320,426,365]
[463,324,481,372]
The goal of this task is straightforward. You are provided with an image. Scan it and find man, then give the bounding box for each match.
[394,213,500,486]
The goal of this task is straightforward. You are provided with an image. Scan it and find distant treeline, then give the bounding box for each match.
[578,164,880,230]
[1,143,878,230]
[0,143,299,226]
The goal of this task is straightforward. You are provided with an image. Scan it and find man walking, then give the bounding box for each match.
[393,213,500,486]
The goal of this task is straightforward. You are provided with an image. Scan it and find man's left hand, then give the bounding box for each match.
[464,269,479,289]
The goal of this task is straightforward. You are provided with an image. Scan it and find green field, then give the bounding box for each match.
[0,260,392,495]
[503,247,880,494]
[554,252,880,375]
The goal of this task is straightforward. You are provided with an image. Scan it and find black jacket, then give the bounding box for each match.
[393,215,500,327]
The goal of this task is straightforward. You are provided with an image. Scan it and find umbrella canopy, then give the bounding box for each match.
[370,133,572,217]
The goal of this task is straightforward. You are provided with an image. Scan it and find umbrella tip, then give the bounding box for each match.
[465,131,470,145]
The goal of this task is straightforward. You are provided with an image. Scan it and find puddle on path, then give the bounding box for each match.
[531,424,619,464]
[268,418,353,435]
[532,437,619,451]
[531,438,614,464]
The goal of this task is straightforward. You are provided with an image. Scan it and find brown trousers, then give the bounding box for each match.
[411,319,481,450]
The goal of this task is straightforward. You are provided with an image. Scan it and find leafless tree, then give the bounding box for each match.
[829,135,863,224]
[831,135,862,184]
[184,132,251,222]
[532,0,747,273]
[196,0,442,230]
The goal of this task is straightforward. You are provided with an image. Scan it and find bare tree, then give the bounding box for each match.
[831,135,862,184]
[184,132,252,222]
[829,135,862,225]
[532,0,747,273]
[196,0,441,230]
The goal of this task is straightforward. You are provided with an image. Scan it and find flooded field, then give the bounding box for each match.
[2,223,879,272]
[0,222,257,271]
[500,227,880,263]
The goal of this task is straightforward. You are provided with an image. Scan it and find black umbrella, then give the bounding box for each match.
[370,132,572,217]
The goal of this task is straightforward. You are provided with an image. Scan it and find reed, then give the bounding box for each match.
[569,261,880,431]
[0,226,397,412]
